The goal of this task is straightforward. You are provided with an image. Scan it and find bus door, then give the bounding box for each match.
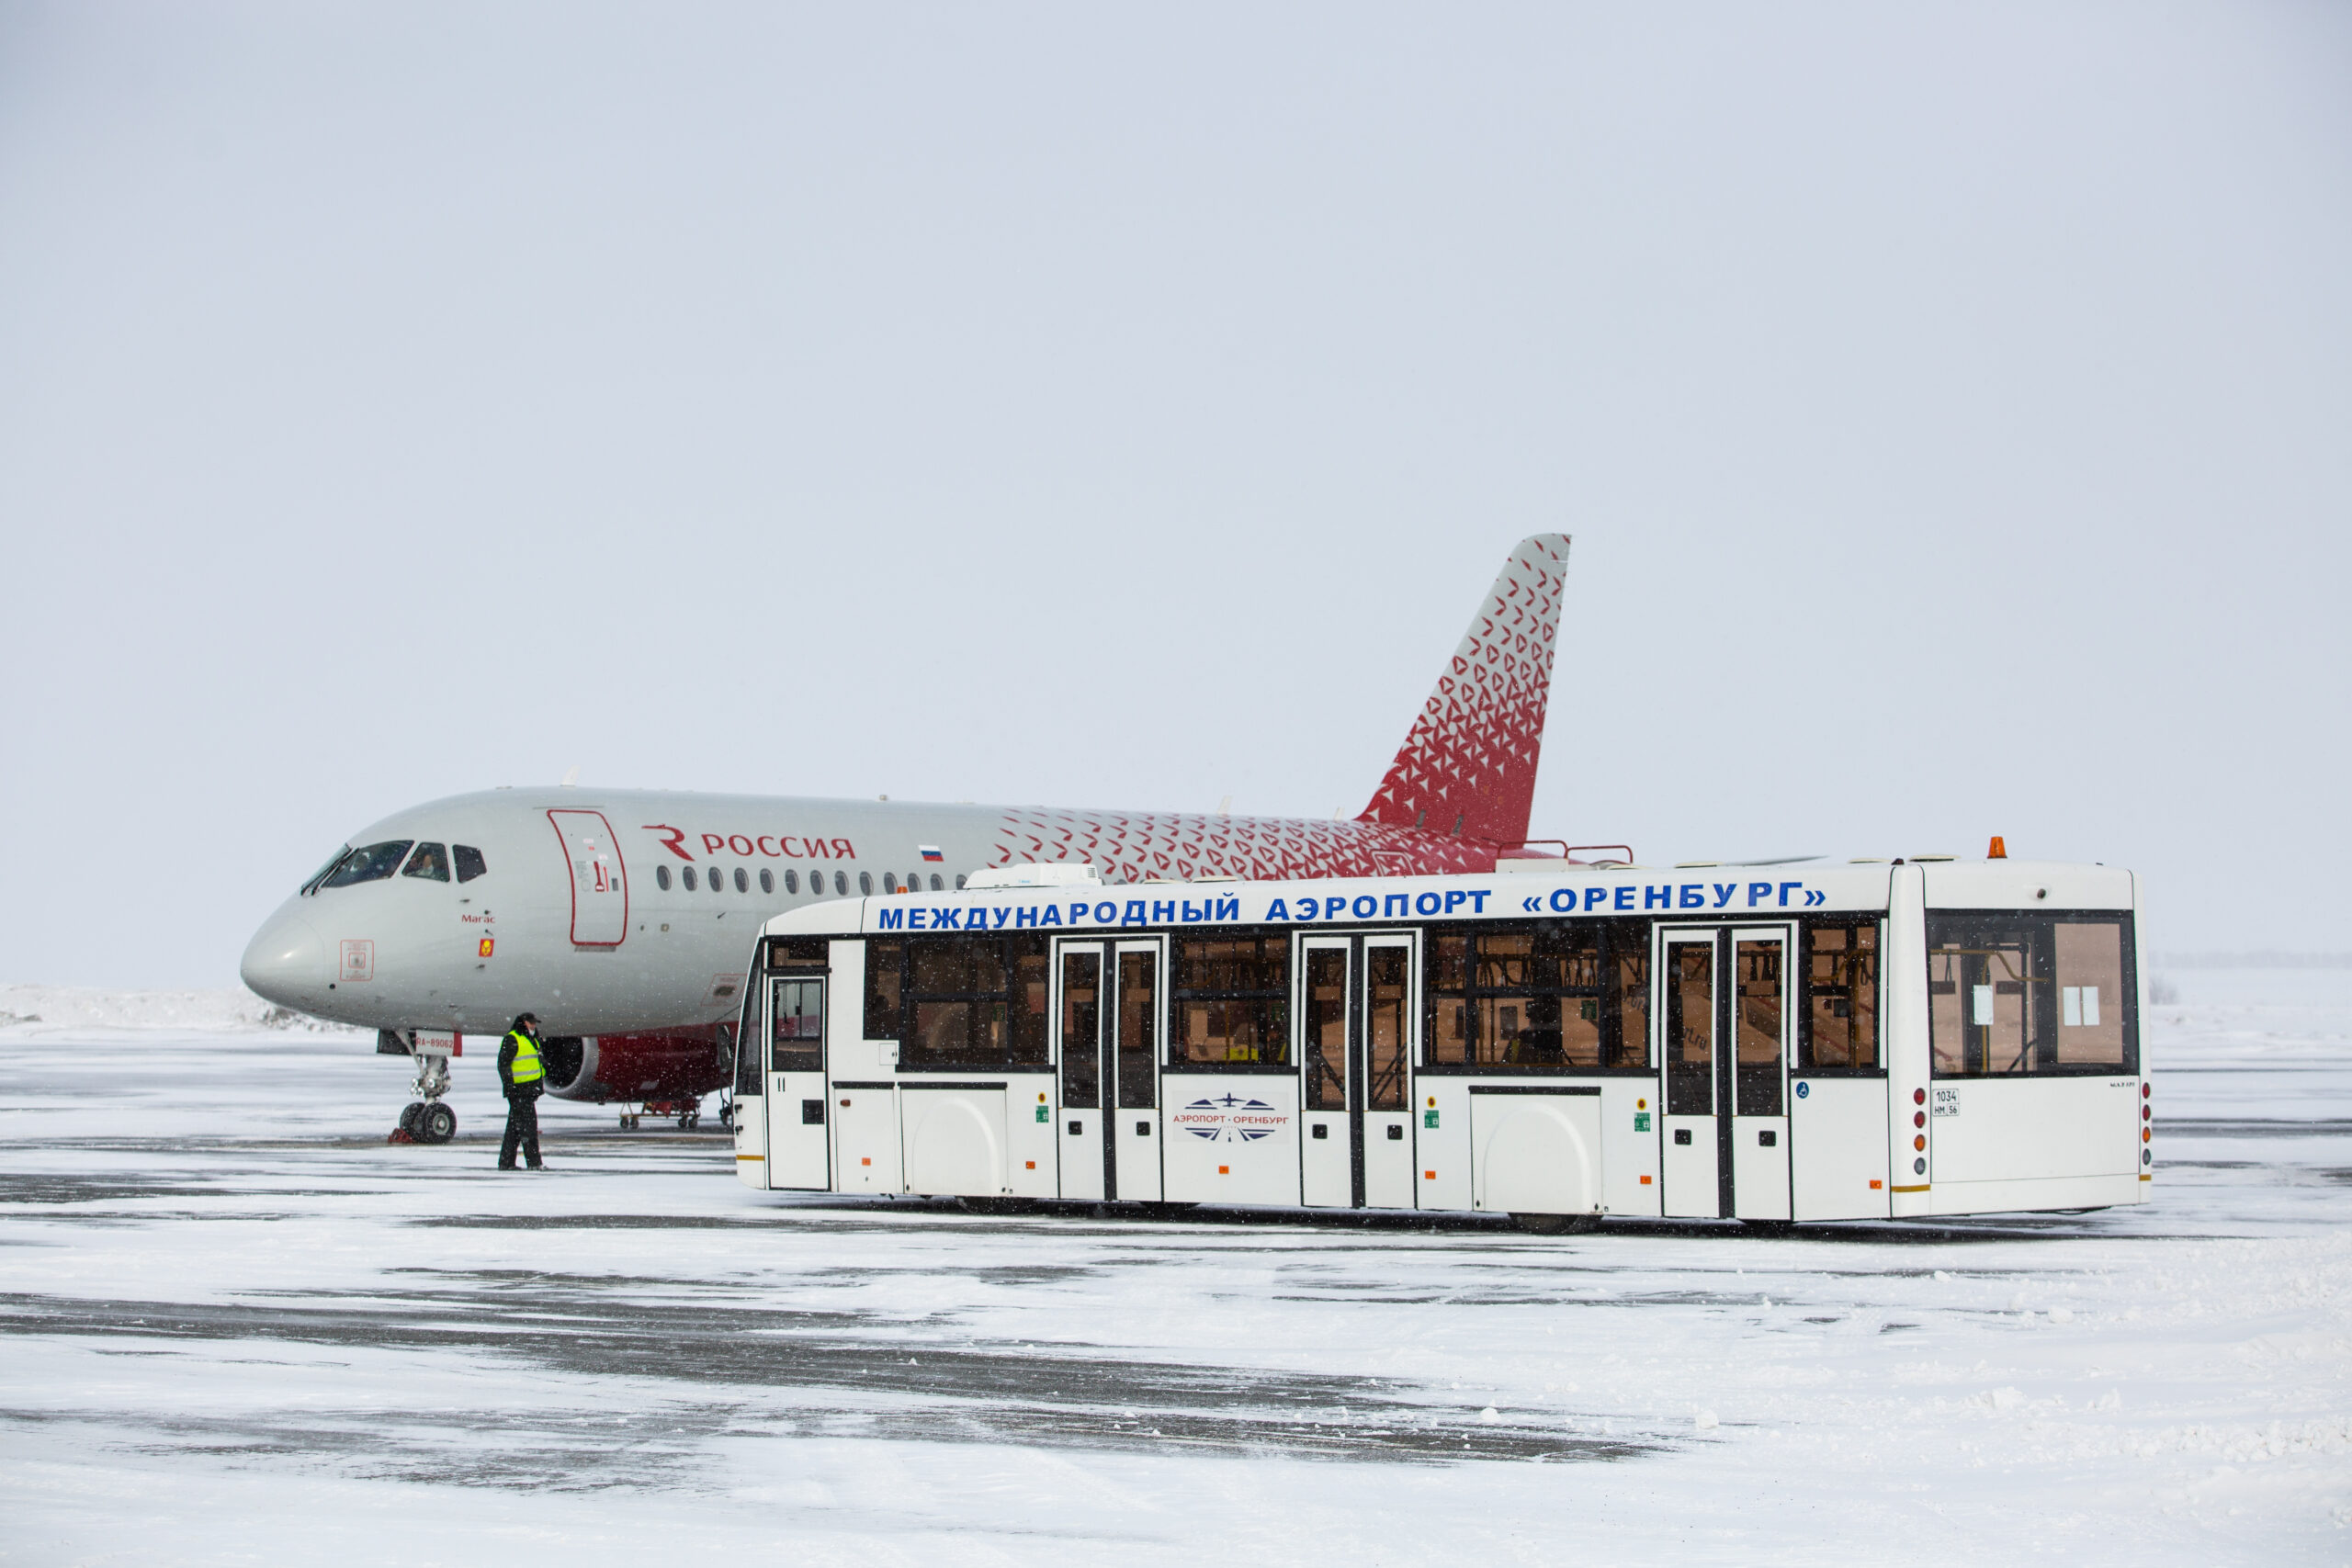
[1658,925,1793,1221]
[1300,933,1418,1209]
[1054,937,1164,1202]
[764,970,830,1189]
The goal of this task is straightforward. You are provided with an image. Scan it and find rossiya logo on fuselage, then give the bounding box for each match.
[641,825,856,862]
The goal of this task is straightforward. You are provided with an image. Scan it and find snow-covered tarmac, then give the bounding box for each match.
[2,974,2346,1565]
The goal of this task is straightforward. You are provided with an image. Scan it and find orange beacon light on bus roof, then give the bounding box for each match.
[1988,836,2007,859]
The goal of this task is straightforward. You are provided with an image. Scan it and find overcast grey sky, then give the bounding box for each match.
[2,2,2346,987]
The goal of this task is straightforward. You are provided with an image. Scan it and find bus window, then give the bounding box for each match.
[1666,942,1714,1114]
[1735,938,1783,1114]
[1427,934,1471,1065]
[454,844,488,884]
[1928,914,2137,1077]
[1365,945,1408,1111]
[1115,950,1158,1110]
[1801,922,1879,1069]
[771,977,823,1072]
[320,840,413,889]
[1305,947,1348,1109]
[901,936,1049,1066]
[401,842,451,882]
[2054,921,2128,1067]
[1170,934,1290,1066]
[865,938,903,1039]
[1422,923,1646,1071]
[1061,950,1102,1108]
[1617,945,1650,1068]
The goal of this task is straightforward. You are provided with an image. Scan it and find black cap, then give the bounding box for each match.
[514,1011,539,1029]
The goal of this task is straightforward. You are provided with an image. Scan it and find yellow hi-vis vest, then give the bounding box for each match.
[507,1030,545,1085]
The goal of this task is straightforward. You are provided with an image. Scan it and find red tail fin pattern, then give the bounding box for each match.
[1358,534,1568,845]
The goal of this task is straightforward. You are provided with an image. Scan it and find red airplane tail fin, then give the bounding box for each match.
[1358,534,1569,845]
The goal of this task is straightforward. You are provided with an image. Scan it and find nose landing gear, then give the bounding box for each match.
[385,1031,458,1145]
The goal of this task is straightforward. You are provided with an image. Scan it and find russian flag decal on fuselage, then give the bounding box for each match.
[920,845,944,862]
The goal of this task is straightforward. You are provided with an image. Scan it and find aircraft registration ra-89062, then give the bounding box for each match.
[243,536,1585,1144]
[732,850,2152,1226]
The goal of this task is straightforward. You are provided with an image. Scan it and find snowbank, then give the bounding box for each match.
[0,984,364,1038]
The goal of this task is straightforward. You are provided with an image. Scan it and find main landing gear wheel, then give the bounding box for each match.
[416,1102,458,1145]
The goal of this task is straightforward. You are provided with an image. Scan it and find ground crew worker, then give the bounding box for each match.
[498,1011,547,1170]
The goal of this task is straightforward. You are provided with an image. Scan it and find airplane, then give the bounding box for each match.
[241,534,1578,1142]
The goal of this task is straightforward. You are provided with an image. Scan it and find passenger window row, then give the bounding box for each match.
[653,864,855,897]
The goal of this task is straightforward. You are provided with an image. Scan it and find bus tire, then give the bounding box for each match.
[1512,1213,1599,1235]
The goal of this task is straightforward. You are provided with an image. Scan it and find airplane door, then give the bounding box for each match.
[547,809,628,946]
[763,974,830,1189]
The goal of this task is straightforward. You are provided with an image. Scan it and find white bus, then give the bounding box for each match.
[730,854,2150,1227]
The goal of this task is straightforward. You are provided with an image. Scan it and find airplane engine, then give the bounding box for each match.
[539,1026,733,1104]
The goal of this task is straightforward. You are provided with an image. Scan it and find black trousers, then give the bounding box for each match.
[500,1093,541,1168]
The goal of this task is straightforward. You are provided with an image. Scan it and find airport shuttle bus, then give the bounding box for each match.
[730,854,2150,1226]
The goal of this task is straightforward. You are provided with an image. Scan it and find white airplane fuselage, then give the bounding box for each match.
[243,788,1074,1038]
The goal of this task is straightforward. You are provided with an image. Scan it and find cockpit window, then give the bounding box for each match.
[319,840,414,889]
[402,842,451,882]
[454,844,488,883]
[301,846,353,896]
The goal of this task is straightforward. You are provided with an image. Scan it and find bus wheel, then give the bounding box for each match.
[1512,1213,1599,1235]
[417,1103,457,1145]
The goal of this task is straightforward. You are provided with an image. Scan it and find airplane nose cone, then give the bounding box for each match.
[241,907,329,1009]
